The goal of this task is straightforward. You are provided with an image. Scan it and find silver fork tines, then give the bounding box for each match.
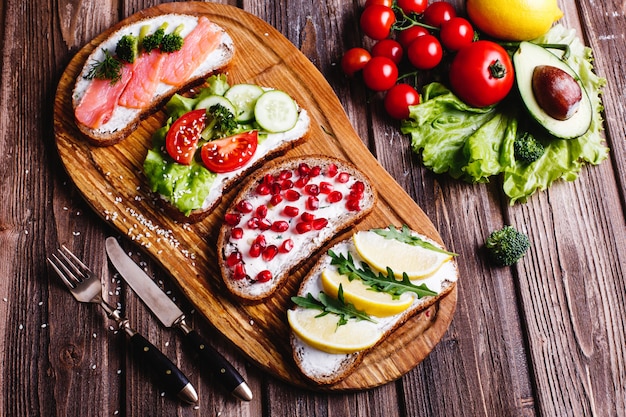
[48,245,104,305]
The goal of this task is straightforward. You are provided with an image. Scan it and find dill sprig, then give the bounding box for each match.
[85,49,122,84]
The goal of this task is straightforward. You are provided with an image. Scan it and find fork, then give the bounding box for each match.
[47,245,198,404]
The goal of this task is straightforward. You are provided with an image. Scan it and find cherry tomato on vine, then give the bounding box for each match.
[448,40,514,107]
[364,0,393,7]
[201,131,259,173]
[341,47,372,76]
[371,39,403,64]
[422,1,457,27]
[362,56,398,91]
[396,0,428,15]
[440,17,474,51]
[395,25,430,49]
[360,5,396,40]
[166,109,206,165]
[384,84,420,119]
[407,34,443,70]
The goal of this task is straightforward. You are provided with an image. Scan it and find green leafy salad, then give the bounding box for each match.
[400,25,608,204]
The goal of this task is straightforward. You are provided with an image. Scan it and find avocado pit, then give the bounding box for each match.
[532,65,582,121]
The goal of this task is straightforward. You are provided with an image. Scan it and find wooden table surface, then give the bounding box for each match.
[1,0,624,416]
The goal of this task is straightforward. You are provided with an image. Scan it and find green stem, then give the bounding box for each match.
[391,5,439,32]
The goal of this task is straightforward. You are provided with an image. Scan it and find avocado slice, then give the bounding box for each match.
[513,41,592,139]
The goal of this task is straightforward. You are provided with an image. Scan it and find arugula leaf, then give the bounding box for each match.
[329,251,438,299]
[372,225,458,256]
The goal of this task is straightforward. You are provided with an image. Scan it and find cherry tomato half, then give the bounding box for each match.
[384,84,420,119]
[440,17,475,52]
[166,109,206,165]
[371,39,403,64]
[395,25,430,49]
[448,40,514,107]
[362,56,399,91]
[341,47,372,76]
[360,5,396,40]
[201,131,259,173]
[423,1,457,27]
[396,0,427,15]
[407,34,443,70]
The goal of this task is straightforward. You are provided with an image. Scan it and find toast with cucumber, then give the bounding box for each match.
[217,155,376,302]
[72,13,235,146]
[143,75,310,222]
[287,226,458,384]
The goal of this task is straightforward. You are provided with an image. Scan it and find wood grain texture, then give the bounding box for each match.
[52,2,457,390]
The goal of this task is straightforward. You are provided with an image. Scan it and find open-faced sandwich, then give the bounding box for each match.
[72,13,235,146]
[217,155,376,302]
[142,75,310,222]
[287,226,458,384]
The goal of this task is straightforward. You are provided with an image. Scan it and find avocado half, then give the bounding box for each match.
[513,41,592,139]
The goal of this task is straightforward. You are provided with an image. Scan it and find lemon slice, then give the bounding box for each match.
[353,230,452,279]
[321,269,413,317]
[287,308,383,354]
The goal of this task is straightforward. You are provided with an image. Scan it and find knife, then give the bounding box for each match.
[105,237,253,402]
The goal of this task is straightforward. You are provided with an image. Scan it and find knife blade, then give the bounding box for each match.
[105,237,253,402]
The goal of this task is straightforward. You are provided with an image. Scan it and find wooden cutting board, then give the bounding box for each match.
[53,2,457,390]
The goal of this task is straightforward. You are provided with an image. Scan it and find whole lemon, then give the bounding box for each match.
[466,0,563,41]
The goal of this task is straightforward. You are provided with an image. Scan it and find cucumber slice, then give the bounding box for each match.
[224,84,265,123]
[254,90,299,133]
[194,95,236,115]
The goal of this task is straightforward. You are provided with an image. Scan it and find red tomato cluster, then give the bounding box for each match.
[341,0,515,119]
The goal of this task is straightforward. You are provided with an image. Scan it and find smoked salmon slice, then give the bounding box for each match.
[160,17,221,86]
[118,50,166,109]
[75,63,134,129]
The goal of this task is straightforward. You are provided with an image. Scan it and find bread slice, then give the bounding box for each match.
[217,155,377,302]
[289,229,458,385]
[72,14,235,146]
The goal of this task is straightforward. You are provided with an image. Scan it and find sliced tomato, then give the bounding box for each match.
[165,109,206,165]
[201,131,259,173]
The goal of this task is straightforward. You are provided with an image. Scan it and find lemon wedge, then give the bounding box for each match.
[321,269,413,317]
[287,308,383,354]
[353,230,452,279]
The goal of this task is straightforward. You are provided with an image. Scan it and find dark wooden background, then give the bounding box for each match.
[1,0,624,416]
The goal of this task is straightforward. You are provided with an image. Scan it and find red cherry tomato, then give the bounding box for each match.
[360,5,396,40]
[407,34,443,70]
[440,17,475,51]
[362,56,398,91]
[364,0,393,6]
[200,131,259,173]
[165,109,206,165]
[396,0,427,15]
[395,25,429,48]
[341,47,371,76]
[423,1,457,27]
[371,39,403,64]
[384,84,420,119]
[448,40,514,107]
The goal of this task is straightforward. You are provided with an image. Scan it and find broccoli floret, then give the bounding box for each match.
[142,22,168,52]
[115,34,139,63]
[202,104,238,139]
[485,225,530,267]
[160,24,185,53]
[514,132,545,164]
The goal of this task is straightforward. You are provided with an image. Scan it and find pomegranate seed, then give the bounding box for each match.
[312,218,328,230]
[236,200,253,213]
[278,169,292,180]
[346,198,361,211]
[310,166,321,177]
[258,218,272,230]
[232,263,247,280]
[254,234,267,248]
[306,196,319,211]
[283,206,299,217]
[263,173,275,184]
[301,212,315,222]
[270,194,283,206]
[256,205,268,218]
[271,183,282,195]
[298,163,311,176]
[280,239,294,253]
[262,245,278,261]
[337,172,350,183]
[326,163,338,177]
[281,179,294,190]
[225,213,241,226]
[327,190,343,203]
[352,181,365,193]
[296,221,313,234]
[231,227,244,239]
[256,183,271,195]
[256,270,273,283]
[226,251,242,267]
[304,184,320,196]
[271,220,290,232]
[349,189,363,200]
[247,217,259,229]
[284,189,300,201]
[319,181,333,194]
[294,176,310,188]
[249,243,262,257]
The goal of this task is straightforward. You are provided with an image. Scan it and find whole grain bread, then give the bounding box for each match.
[217,155,377,302]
